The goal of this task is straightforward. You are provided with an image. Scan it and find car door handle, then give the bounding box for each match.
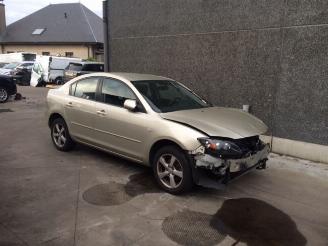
[66,102,73,107]
[96,110,106,116]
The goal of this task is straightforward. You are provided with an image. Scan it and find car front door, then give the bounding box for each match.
[64,77,100,144]
[94,77,150,161]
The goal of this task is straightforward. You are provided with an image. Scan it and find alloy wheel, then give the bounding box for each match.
[0,88,8,102]
[157,154,183,189]
[52,123,67,148]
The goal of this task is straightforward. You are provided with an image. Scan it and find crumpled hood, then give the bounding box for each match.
[160,107,268,139]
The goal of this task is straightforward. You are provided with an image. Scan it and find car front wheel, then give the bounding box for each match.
[0,87,9,103]
[153,145,193,194]
[51,118,75,151]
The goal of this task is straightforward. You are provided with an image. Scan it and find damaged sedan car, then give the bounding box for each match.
[47,73,269,194]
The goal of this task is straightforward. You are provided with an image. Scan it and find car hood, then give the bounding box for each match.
[0,68,10,74]
[160,107,268,139]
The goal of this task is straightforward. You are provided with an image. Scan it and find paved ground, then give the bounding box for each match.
[1,86,328,246]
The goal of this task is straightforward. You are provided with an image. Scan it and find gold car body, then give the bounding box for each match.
[47,72,269,170]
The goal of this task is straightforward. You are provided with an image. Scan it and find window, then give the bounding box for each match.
[101,78,136,107]
[68,63,82,71]
[42,52,50,56]
[132,80,210,113]
[82,64,104,72]
[32,28,46,35]
[33,63,42,74]
[73,77,98,100]
[65,52,74,57]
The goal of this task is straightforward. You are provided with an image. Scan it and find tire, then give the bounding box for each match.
[50,118,75,151]
[0,87,9,103]
[55,77,63,85]
[152,145,193,194]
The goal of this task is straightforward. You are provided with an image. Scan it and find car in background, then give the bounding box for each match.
[0,62,9,68]
[30,56,82,87]
[47,73,269,194]
[0,62,34,86]
[0,75,17,103]
[0,62,34,76]
[63,62,104,83]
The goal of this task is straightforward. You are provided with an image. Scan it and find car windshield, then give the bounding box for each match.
[132,80,211,113]
[3,63,19,69]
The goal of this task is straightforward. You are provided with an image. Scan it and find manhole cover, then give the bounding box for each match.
[0,109,13,113]
[162,209,226,246]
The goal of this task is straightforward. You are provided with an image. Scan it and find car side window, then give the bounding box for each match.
[101,78,136,107]
[73,77,98,101]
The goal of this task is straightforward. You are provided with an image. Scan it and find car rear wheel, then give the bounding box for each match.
[0,87,9,103]
[153,145,193,194]
[51,118,75,151]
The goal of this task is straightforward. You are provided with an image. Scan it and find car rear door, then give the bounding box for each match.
[64,77,100,144]
[93,77,150,161]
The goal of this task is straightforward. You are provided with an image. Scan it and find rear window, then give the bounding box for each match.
[68,63,82,71]
[82,64,104,72]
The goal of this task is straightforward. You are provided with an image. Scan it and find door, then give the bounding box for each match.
[64,77,100,144]
[30,63,43,87]
[94,77,150,161]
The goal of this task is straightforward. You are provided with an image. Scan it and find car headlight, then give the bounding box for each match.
[198,137,243,158]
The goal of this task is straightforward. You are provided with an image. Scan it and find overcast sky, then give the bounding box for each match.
[4,0,103,24]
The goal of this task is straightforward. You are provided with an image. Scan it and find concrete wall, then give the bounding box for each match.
[0,44,93,59]
[107,0,328,146]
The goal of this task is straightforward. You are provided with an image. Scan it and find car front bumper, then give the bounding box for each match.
[192,144,270,186]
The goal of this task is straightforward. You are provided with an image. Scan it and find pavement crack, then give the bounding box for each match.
[73,165,82,246]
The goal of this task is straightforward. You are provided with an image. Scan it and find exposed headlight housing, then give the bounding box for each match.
[198,137,243,159]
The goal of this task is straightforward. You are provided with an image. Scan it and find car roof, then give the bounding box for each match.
[109,72,173,81]
[69,62,104,65]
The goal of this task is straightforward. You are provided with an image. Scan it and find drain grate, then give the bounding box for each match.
[0,109,13,113]
[162,209,226,246]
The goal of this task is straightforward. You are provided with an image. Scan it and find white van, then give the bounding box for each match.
[0,52,36,63]
[30,56,82,87]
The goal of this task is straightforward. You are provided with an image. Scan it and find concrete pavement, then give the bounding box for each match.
[0,86,327,246]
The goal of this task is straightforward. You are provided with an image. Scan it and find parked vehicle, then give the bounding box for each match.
[0,75,17,103]
[0,62,34,76]
[63,62,104,83]
[30,56,82,87]
[47,73,269,194]
[0,62,9,68]
[0,52,36,63]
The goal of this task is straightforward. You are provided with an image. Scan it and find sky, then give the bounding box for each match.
[3,0,103,25]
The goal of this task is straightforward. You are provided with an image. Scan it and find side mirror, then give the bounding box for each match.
[124,99,137,111]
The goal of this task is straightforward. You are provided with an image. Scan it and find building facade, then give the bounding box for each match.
[105,0,328,148]
[0,2,104,61]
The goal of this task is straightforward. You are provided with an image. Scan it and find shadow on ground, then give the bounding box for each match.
[162,198,307,246]
[82,171,161,206]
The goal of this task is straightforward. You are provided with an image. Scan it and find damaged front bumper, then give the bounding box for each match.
[191,144,270,186]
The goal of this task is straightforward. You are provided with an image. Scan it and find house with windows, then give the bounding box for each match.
[0,2,104,61]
